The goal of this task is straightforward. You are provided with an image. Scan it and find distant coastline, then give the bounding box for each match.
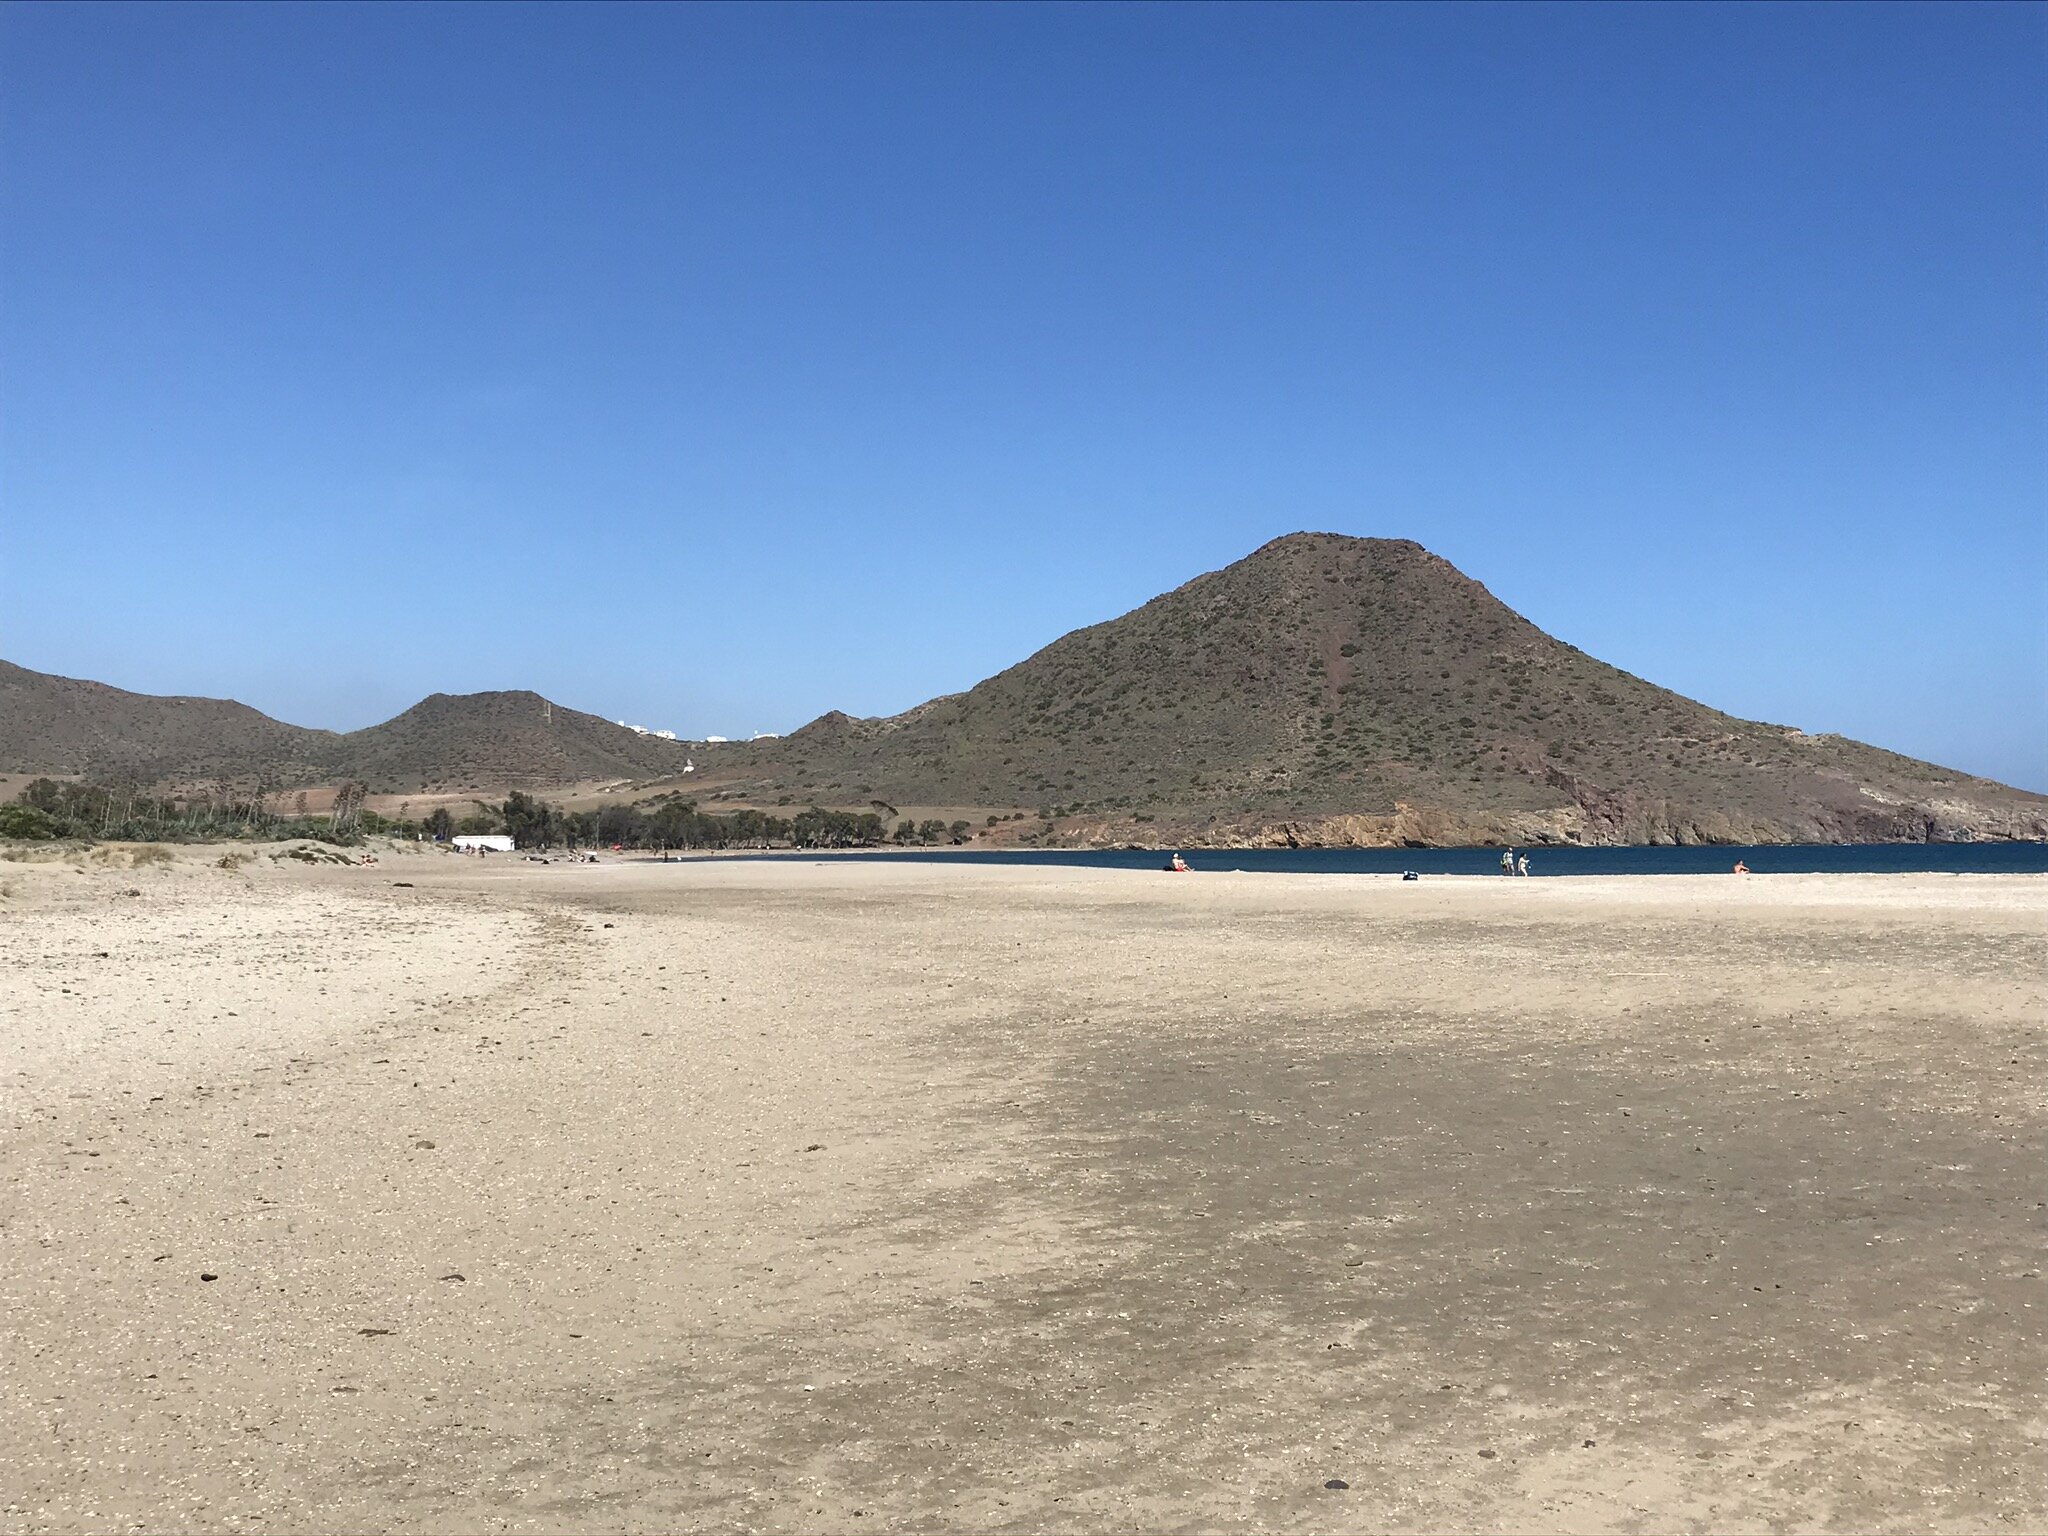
[645,842,2048,877]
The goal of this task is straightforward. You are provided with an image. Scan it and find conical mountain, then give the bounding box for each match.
[6,534,2040,843]
[710,533,2046,845]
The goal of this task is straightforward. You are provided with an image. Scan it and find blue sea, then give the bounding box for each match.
[760,843,2048,877]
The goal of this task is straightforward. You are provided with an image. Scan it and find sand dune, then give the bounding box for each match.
[3,847,2041,1531]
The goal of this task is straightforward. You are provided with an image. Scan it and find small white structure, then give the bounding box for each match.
[452,834,515,854]
[705,735,730,744]
[654,729,678,741]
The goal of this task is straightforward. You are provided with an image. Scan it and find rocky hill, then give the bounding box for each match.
[0,665,689,791]
[0,659,335,784]
[690,534,2047,846]
[335,691,691,791]
[6,533,2042,843]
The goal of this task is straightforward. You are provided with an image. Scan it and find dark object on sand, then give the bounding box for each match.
[1402,870,1419,881]
[1325,1478,1349,1490]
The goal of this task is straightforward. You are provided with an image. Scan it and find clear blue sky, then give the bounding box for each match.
[3,2,2043,788]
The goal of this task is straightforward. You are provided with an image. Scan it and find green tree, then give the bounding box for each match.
[502,791,562,849]
[597,803,647,847]
[0,804,59,840]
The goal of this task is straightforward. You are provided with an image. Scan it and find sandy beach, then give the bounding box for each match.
[2,847,2042,1532]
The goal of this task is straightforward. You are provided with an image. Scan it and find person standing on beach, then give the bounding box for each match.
[1517,853,1531,877]
[1500,848,1515,876]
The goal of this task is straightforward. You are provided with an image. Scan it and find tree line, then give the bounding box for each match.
[0,777,362,845]
[0,776,978,853]
[483,793,972,851]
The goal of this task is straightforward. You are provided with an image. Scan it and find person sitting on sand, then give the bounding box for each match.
[1733,859,1750,874]
[1167,853,1189,873]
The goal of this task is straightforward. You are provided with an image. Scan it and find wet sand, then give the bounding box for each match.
[2,848,2042,1532]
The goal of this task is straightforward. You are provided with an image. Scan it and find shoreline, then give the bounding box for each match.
[621,840,2048,875]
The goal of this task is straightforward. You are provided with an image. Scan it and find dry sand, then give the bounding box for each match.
[1,846,2042,1533]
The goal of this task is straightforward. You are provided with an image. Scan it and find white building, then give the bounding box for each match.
[452,834,515,854]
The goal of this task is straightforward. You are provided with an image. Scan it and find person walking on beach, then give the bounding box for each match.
[1500,848,1515,876]
[1517,853,1531,877]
